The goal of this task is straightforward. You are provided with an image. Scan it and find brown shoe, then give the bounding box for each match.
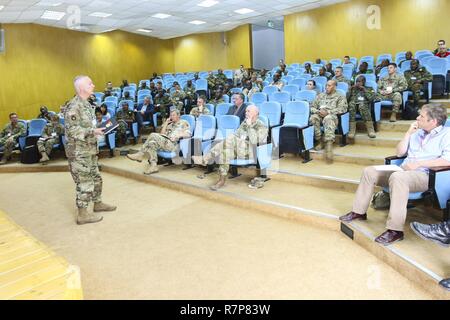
[339,211,367,222]
[375,230,404,246]
[389,113,397,122]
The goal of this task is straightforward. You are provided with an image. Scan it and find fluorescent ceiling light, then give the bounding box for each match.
[234,8,254,14]
[221,21,230,24]
[36,1,62,6]
[152,13,171,19]
[137,28,152,33]
[189,20,206,25]
[89,12,112,18]
[41,10,66,20]
[197,0,219,8]
[0,5,4,10]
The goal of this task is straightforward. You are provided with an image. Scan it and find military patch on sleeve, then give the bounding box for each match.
[71,115,77,121]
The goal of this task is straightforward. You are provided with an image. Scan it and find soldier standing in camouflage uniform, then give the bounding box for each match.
[0,113,26,165]
[404,59,433,108]
[348,75,376,139]
[154,88,172,123]
[310,80,348,163]
[170,84,186,112]
[37,113,64,164]
[192,105,268,191]
[115,102,136,146]
[65,75,116,225]
[190,96,212,118]
[377,63,408,122]
[127,109,191,174]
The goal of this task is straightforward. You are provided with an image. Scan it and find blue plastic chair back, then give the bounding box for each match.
[336,82,349,93]
[283,75,294,84]
[216,115,240,140]
[426,57,447,76]
[260,102,282,127]
[282,85,299,100]
[28,119,47,136]
[215,103,233,118]
[180,114,196,135]
[283,101,310,127]
[291,78,306,88]
[223,70,233,79]
[119,100,135,111]
[230,87,243,94]
[250,92,268,105]
[376,54,392,65]
[312,76,327,88]
[194,115,216,141]
[205,103,215,115]
[379,67,389,79]
[263,86,278,95]
[270,91,291,112]
[365,81,378,93]
[195,79,208,91]
[222,95,230,103]
[295,90,317,103]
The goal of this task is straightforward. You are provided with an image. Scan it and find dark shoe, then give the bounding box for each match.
[339,211,367,222]
[439,278,450,291]
[410,221,450,247]
[375,230,404,246]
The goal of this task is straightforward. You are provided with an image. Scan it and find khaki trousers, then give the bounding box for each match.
[352,166,429,231]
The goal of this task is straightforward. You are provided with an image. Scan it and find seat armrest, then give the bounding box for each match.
[385,155,407,165]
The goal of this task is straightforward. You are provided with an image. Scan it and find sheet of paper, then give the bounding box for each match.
[373,165,403,172]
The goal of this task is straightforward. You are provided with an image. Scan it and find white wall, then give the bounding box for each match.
[252,26,285,70]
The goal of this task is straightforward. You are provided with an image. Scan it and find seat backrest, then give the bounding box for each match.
[329,58,342,65]
[28,119,47,136]
[343,68,353,79]
[270,91,291,104]
[122,89,135,98]
[291,78,306,88]
[312,76,327,88]
[230,87,243,94]
[295,90,317,103]
[379,67,389,79]
[282,85,299,99]
[301,83,323,92]
[223,70,233,79]
[222,95,230,103]
[260,102,282,127]
[262,86,278,95]
[193,115,216,140]
[283,101,310,127]
[376,54,392,65]
[365,81,378,93]
[216,115,240,140]
[104,96,119,104]
[283,75,294,84]
[215,103,233,117]
[336,82,349,93]
[205,103,215,115]
[336,89,346,97]
[356,73,376,83]
[138,89,151,96]
[250,92,268,105]
[400,60,412,73]
[426,57,447,75]
[180,114,196,135]
[195,79,207,90]
[119,99,135,111]
[360,56,374,64]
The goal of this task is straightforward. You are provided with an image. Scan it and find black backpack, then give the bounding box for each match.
[20,136,40,164]
[401,101,419,120]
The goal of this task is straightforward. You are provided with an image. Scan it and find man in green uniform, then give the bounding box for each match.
[64,75,116,225]
[116,102,136,146]
[348,75,376,139]
[0,113,26,165]
[37,113,64,164]
[377,63,408,122]
[404,59,433,108]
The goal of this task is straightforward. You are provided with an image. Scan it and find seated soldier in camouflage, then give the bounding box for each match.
[170,83,185,112]
[310,80,348,164]
[37,113,64,164]
[404,59,433,109]
[209,89,225,106]
[192,105,268,191]
[215,69,228,88]
[115,102,136,146]
[348,75,376,139]
[333,67,351,86]
[318,67,332,80]
[190,96,211,118]
[154,88,172,123]
[304,63,316,77]
[37,106,52,122]
[398,51,413,68]
[352,62,373,83]
[375,59,390,77]
[127,109,191,174]
[325,63,335,78]
[376,63,408,122]
[184,80,197,114]
[0,113,26,165]
[207,71,216,90]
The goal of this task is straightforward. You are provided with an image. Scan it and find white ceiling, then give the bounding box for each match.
[0,0,347,39]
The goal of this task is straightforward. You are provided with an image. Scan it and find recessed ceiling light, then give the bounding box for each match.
[152,13,171,19]
[137,28,152,33]
[234,8,254,14]
[89,12,112,18]
[0,5,4,10]
[197,0,219,8]
[189,20,206,25]
[221,21,230,24]
[41,10,66,20]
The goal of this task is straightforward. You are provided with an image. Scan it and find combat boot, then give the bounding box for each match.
[313,139,324,151]
[324,141,334,164]
[389,112,397,122]
[127,151,145,162]
[210,175,226,191]
[40,152,49,163]
[348,122,356,139]
[365,121,376,138]
[94,201,117,212]
[143,161,159,175]
[77,208,103,225]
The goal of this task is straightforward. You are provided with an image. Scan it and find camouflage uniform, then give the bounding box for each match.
[404,67,433,103]
[207,74,216,89]
[334,75,352,86]
[140,120,191,164]
[154,92,171,119]
[184,85,196,101]
[348,86,375,122]
[352,70,373,83]
[37,121,64,156]
[116,109,136,141]
[215,73,228,88]
[205,119,268,176]
[310,91,348,142]
[190,106,211,118]
[170,89,185,112]
[0,122,26,159]
[376,73,408,113]
[64,95,102,209]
